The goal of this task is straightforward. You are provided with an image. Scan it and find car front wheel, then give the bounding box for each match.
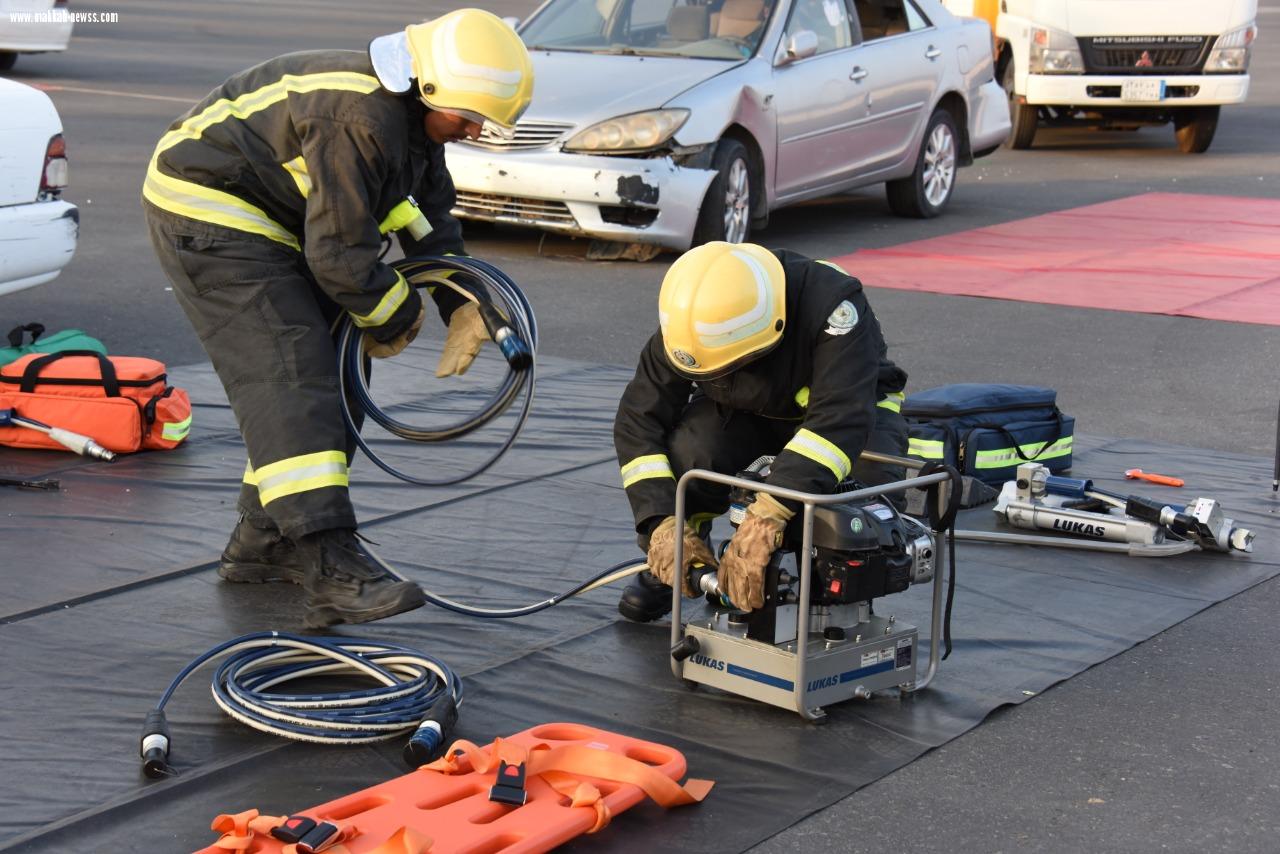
[886,108,958,219]
[692,138,752,246]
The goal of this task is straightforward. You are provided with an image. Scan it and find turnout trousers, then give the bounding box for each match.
[145,206,362,540]
[666,395,909,536]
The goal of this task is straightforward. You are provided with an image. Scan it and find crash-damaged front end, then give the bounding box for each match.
[445,127,718,251]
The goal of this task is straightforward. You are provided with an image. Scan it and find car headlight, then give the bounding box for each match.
[563,109,690,154]
[1205,22,1256,73]
[1028,25,1083,74]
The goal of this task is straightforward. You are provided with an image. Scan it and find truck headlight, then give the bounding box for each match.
[1205,22,1257,73]
[563,109,690,154]
[1028,25,1083,74]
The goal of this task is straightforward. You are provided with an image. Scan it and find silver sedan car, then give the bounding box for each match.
[446,0,1010,251]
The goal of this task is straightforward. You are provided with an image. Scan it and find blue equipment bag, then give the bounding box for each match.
[902,384,1074,485]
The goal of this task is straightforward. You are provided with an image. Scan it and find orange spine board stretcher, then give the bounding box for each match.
[194,723,713,854]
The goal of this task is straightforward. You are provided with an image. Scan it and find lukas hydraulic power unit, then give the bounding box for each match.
[669,453,958,721]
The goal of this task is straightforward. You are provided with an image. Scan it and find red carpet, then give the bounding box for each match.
[832,193,1280,325]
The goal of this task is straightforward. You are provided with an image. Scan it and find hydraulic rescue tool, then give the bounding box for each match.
[0,407,115,461]
[980,462,1256,556]
[669,452,961,721]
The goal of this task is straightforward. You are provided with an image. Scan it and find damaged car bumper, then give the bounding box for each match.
[445,146,717,250]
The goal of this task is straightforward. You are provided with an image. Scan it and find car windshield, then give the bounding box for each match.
[521,0,778,60]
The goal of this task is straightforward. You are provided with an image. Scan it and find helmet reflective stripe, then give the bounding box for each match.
[693,250,775,348]
[433,14,524,98]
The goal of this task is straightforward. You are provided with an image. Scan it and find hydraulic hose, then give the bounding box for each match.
[336,255,538,487]
[140,632,463,778]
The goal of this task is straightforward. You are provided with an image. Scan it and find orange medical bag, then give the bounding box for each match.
[0,351,191,454]
[195,723,713,854]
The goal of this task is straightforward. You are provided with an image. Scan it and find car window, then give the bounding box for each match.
[852,0,929,41]
[784,0,856,55]
[521,0,780,59]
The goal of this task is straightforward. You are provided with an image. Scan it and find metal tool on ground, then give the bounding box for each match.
[979,462,1255,556]
[0,408,115,461]
[669,451,961,722]
[0,474,59,490]
[1125,468,1184,487]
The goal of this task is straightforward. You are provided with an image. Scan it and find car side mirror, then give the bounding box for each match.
[777,30,818,64]
[501,15,521,29]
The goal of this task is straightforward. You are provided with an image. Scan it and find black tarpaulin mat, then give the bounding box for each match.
[0,350,1276,853]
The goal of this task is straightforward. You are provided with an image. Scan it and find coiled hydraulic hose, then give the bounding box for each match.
[140,632,463,778]
[336,255,537,486]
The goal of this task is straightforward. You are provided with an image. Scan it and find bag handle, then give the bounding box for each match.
[987,408,1065,463]
[19,350,121,397]
[7,323,45,348]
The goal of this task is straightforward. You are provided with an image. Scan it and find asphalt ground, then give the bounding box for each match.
[3,1,1279,850]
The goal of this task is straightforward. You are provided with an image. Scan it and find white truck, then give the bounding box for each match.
[943,0,1257,153]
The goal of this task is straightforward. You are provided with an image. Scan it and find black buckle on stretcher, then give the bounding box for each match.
[489,759,528,805]
[271,815,341,853]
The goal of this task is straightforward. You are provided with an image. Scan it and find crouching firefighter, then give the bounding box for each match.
[614,242,910,620]
[142,10,534,627]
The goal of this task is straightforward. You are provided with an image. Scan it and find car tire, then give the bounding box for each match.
[0,52,17,72]
[886,108,958,219]
[692,138,752,246]
[1174,106,1219,154]
[1001,57,1038,150]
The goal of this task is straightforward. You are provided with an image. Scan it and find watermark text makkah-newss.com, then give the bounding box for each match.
[8,9,119,23]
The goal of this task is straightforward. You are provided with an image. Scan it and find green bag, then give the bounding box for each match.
[0,323,108,368]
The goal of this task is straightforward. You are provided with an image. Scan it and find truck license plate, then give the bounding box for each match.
[1121,78,1166,102]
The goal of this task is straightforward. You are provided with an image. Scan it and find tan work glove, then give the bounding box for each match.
[719,492,793,611]
[646,515,719,597]
[364,305,425,359]
[435,302,490,377]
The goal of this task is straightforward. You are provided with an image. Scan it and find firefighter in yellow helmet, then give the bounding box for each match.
[142,10,533,629]
[614,243,909,620]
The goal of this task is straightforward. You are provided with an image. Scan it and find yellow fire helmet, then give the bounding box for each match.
[658,242,787,378]
[369,9,534,133]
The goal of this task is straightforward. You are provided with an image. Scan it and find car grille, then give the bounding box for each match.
[1079,36,1210,75]
[453,192,578,229]
[460,120,576,152]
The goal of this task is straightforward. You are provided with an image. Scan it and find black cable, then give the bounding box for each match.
[920,462,963,659]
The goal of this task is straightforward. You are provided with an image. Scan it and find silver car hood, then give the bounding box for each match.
[520,50,740,126]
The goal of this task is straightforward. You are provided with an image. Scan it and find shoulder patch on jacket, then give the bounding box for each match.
[824,300,858,336]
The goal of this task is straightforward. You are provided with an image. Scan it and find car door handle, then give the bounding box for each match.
[925,45,941,60]
[850,66,868,81]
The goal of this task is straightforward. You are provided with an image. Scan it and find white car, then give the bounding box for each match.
[0,0,73,71]
[0,77,77,296]
[446,0,1009,251]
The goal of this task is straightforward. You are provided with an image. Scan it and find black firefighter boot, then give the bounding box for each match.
[218,516,304,584]
[617,570,673,623]
[299,528,425,629]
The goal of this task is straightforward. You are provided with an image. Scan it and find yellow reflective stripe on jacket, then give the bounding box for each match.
[143,163,301,250]
[155,71,381,156]
[784,428,851,480]
[243,460,257,485]
[620,453,675,488]
[379,198,433,241]
[877,392,905,413]
[250,450,349,506]
[160,414,192,442]
[816,259,849,275]
[349,271,410,328]
[282,155,312,198]
[794,387,810,409]
[907,437,945,459]
[973,437,1073,469]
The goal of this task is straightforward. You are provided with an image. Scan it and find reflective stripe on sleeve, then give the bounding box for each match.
[973,437,1073,469]
[876,391,905,413]
[794,386,810,409]
[783,428,852,480]
[349,271,410,328]
[251,450,349,506]
[815,259,850,275]
[907,438,945,459]
[282,155,312,198]
[620,453,675,488]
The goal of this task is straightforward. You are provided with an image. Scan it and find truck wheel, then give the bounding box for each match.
[1174,106,1219,154]
[692,138,753,246]
[886,108,957,219]
[1001,58,1038,150]
[0,52,17,71]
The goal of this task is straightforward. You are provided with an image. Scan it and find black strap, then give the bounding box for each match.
[19,350,121,397]
[919,462,962,660]
[7,323,45,348]
[984,408,1065,463]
